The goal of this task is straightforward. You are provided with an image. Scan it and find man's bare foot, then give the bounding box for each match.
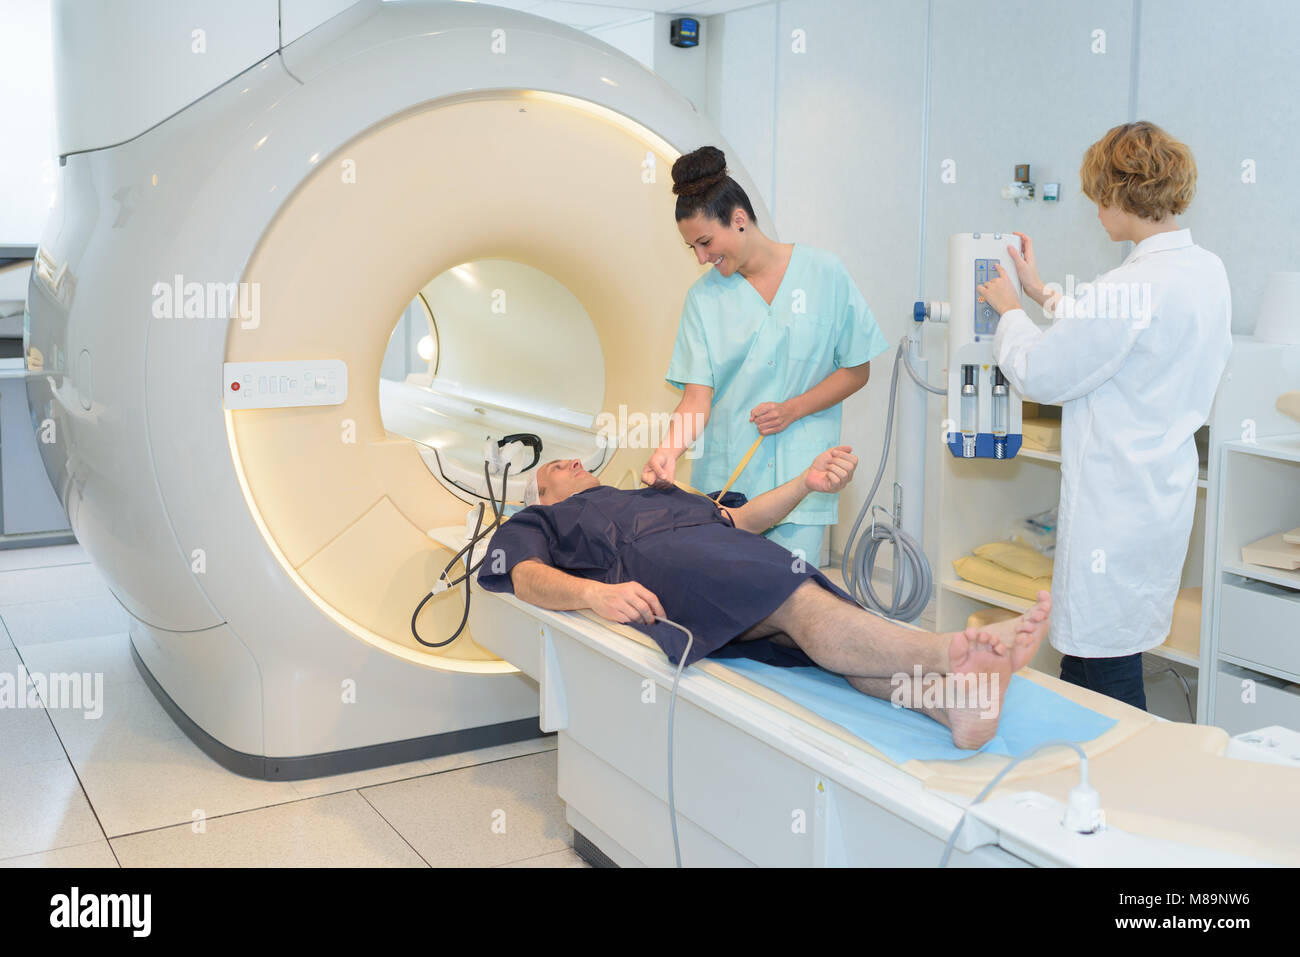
[944,630,1012,750]
[968,590,1052,672]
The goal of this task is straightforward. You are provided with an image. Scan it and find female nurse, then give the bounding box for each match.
[976,121,1232,710]
[642,146,889,563]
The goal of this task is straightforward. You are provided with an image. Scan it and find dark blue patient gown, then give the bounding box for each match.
[477,485,854,668]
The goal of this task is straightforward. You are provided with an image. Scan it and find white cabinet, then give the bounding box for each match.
[1199,338,1300,729]
[1203,432,1300,731]
[1218,574,1300,677]
[1214,663,1300,734]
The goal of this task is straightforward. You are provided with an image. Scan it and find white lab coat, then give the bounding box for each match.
[994,229,1232,658]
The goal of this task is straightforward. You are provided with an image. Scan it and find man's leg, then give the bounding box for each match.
[755,581,1052,748]
[758,581,1049,676]
[837,671,999,749]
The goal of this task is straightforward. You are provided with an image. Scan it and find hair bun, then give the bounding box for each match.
[672,146,728,197]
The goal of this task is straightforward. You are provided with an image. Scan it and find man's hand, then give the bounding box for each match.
[976,263,1022,317]
[585,580,666,625]
[641,449,677,489]
[725,445,855,534]
[805,445,857,494]
[750,400,797,436]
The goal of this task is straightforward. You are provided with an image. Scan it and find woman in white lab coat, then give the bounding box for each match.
[976,121,1231,710]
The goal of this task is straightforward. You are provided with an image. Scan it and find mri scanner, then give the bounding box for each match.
[27,0,726,776]
[26,0,1300,865]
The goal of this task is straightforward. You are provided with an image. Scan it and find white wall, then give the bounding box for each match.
[49,0,279,156]
[705,3,778,216]
[0,0,56,243]
[585,14,707,111]
[770,0,929,564]
[653,12,709,113]
[1136,0,1300,332]
[703,0,1300,566]
[588,14,655,69]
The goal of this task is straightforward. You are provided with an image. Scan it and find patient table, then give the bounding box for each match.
[433,528,1300,867]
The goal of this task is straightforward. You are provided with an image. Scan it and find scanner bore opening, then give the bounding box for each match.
[379,258,608,508]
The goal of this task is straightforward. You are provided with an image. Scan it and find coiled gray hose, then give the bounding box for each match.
[840,342,934,622]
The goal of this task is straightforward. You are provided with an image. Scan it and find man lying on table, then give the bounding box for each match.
[477,446,1050,749]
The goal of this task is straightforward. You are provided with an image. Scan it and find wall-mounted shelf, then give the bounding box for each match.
[1221,562,1300,591]
[1221,434,1300,464]
[939,577,1032,613]
[1015,447,1061,465]
[1219,653,1299,686]
[1014,445,1208,487]
[1145,642,1201,670]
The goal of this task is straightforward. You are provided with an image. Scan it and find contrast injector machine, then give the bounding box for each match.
[916,233,1024,460]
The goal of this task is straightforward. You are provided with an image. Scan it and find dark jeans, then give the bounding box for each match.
[1059,652,1147,711]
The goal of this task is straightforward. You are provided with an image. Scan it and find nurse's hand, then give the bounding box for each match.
[751,400,795,435]
[586,581,665,626]
[976,264,1022,317]
[805,446,857,493]
[1009,232,1046,305]
[641,449,677,489]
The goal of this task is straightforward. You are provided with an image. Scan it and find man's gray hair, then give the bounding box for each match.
[523,471,540,507]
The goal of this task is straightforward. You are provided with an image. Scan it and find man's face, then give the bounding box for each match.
[535,458,599,505]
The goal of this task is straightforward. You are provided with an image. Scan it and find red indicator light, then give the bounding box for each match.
[231,382,240,390]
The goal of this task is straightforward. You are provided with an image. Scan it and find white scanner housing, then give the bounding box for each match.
[26,0,771,777]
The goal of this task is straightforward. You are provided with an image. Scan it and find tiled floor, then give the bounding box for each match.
[0,544,585,868]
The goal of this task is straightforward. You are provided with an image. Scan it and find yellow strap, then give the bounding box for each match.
[712,434,764,502]
[672,479,708,497]
[670,434,764,504]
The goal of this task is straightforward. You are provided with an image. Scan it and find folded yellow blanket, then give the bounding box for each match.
[974,539,1055,579]
[1021,417,1062,452]
[953,555,1052,601]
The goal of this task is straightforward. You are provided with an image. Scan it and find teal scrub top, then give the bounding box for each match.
[666,243,889,525]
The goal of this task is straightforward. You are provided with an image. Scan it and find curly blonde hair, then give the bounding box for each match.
[1079,121,1197,220]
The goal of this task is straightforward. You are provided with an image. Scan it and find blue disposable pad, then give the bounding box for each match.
[718,659,1117,764]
